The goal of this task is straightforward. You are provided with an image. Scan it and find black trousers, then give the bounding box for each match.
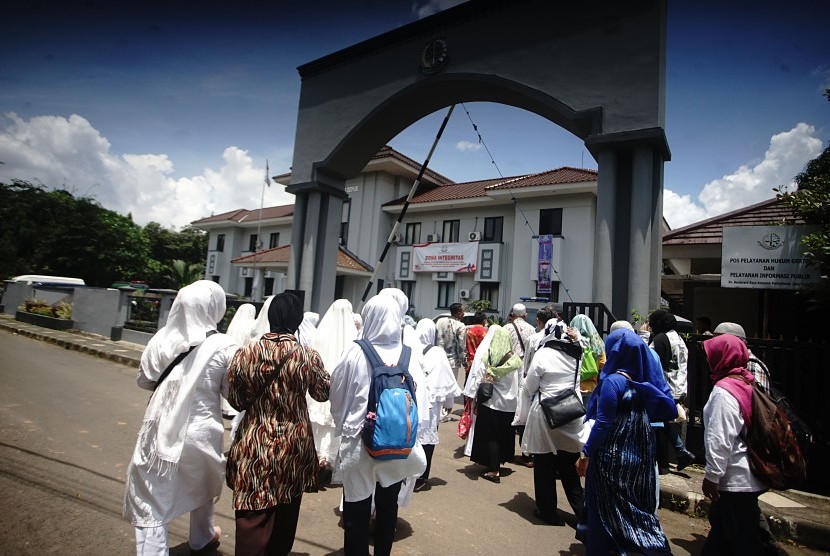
[702,491,762,556]
[532,451,584,518]
[234,496,302,556]
[343,481,402,556]
[420,443,436,481]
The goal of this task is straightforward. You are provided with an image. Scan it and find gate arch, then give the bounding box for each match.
[287,0,670,318]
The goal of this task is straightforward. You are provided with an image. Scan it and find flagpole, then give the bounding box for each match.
[252,160,269,301]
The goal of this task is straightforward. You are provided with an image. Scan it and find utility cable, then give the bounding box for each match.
[460,103,574,302]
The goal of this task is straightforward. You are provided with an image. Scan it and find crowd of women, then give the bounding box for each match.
[123,280,770,556]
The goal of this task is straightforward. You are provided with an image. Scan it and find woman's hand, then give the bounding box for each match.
[575,455,589,477]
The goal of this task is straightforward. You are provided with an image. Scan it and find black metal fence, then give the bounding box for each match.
[685,334,829,495]
[562,302,617,336]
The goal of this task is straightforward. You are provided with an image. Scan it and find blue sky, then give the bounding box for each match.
[1,0,828,229]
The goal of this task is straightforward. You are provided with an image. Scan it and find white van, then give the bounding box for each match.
[10,275,86,287]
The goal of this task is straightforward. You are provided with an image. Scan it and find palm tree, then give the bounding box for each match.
[168,259,204,289]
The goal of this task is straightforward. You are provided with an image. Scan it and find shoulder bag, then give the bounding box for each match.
[476,349,515,403]
[539,339,586,429]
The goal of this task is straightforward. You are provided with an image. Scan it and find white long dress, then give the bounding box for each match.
[519,339,584,455]
[124,332,238,527]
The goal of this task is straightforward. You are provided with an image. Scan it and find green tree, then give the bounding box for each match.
[167,259,204,290]
[777,135,830,304]
[143,222,208,288]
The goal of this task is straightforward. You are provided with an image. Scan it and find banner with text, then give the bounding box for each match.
[413,242,478,273]
[721,225,820,289]
[537,234,553,294]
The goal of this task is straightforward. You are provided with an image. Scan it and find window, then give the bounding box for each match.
[248,234,258,252]
[483,217,503,242]
[405,222,421,245]
[442,219,460,242]
[216,233,225,252]
[536,281,560,302]
[269,232,279,249]
[211,275,220,283]
[401,281,415,302]
[539,208,563,236]
[437,282,455,308]
[479,283,499,310]
[243,277,253,297]
[340,199,351,246]
[264,277,274,296]
[208,254,215,274]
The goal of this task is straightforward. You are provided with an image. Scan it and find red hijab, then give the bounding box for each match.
[703,334,754,425]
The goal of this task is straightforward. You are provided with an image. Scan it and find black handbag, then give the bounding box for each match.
[477,381,494,403]
[539,339,586,429]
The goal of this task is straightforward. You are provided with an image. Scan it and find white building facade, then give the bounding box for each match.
[192,147,598,319]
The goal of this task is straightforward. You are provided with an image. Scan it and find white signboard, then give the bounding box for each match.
[721,225,819,289]
[413,242,478,273]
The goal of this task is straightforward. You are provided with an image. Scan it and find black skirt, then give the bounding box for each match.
[471,403,516,469]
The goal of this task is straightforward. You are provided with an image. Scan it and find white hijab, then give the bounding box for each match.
[139,280,231,473]
[225,303,256,347]
[314,299,357,371]
[362,292,405,346]
[416,318,462,404]
[298,311,319,347]
[251,295,274,343]
[140,280,226,376]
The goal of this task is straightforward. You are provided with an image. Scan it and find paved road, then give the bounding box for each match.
[1,331,825,555]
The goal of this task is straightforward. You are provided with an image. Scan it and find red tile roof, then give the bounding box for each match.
[371,146,453,185]
[231,245,373,274]
[384,167,598,206]
[663,198,803,246]
[192,204,294,225]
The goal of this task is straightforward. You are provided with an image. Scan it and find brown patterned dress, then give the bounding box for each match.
[226,333,330,510]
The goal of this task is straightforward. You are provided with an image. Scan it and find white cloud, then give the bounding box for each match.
[456,139,483,152]
[663,123,823,229]
[0,113,295,229]
[412,0,467,18]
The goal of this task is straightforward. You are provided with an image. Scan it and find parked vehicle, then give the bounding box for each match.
[10,275,85,287]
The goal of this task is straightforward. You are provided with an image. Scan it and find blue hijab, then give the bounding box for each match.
[585,329,676,422]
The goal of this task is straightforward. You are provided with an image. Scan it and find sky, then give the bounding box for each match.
[1,0,828,231]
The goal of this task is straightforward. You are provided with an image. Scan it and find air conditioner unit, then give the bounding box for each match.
[468,231,482,241]
[459,289,471,300]
[391,232,403,244]
[426,233,441,243]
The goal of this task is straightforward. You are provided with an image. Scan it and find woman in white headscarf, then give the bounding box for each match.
[222,303,257,419]
[414,318,462,491]
[124,280,239,555]
[330,293,427,556]
[310,299,357,482]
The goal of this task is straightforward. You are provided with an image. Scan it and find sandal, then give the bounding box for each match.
[480,471,500,484]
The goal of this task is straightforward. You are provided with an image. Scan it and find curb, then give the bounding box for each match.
[0,320,140,368]
[660,478,830,551]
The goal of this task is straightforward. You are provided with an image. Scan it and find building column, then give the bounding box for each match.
[628,147,655,319]
[286,180,346,312]
[592,149,617,314]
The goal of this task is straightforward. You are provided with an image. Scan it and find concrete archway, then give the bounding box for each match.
[287,0,670,318]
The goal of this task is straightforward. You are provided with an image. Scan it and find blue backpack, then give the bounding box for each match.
[356,339,418,460]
